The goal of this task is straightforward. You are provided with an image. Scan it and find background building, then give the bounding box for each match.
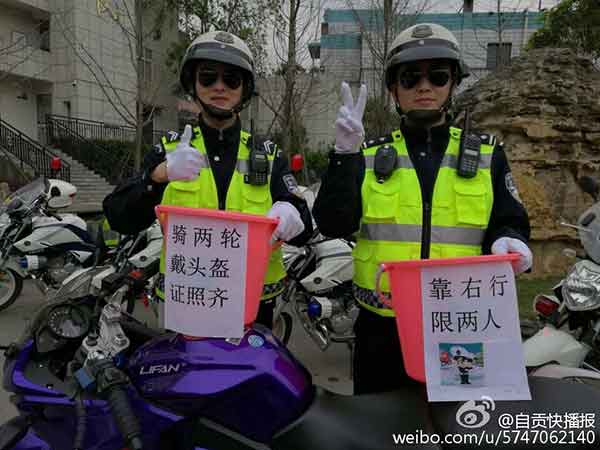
[254,7,545,150]
[0,0,179,142]
[318,8,544,93]
[0,0,180,211]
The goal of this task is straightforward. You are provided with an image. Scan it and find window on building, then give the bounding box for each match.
[39,20,50,52]
[486,42,512,69]
[321,22,329,36]
[142,47,153,85]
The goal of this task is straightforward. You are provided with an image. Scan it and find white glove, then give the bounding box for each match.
[491,237,533,275]
[267,201,305,242]
[334,82,367,154]
[166,124,203,181]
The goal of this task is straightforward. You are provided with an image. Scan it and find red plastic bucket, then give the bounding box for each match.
[376,254,520,383]
[155,205,278,326]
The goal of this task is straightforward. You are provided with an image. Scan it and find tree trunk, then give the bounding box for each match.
[381,0,392,104]
[496,0,503,70]
[135,0,144,170]
[282,0,298,155]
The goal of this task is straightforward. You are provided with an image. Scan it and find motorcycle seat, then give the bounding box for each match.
[429,376,600,449]
[271,386,442,450]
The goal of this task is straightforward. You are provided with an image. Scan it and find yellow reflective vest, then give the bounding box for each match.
[156,127,286,300]
[102,217,119,247]
[353,127,494,316]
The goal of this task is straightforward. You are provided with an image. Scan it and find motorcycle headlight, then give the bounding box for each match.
[562,260,600,311]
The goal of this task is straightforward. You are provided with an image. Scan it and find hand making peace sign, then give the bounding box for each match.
[334,81,367,154]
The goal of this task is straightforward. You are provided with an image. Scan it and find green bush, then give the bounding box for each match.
[304,149,330,184]
[51,137,151,183]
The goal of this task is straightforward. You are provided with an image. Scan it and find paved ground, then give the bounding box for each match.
[0,281,352,424]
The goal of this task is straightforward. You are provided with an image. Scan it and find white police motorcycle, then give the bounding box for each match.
[524,176,600,383]
[0,178,98,311]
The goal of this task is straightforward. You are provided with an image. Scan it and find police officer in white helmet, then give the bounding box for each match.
[314,23,532,394]
[104,31,313,328]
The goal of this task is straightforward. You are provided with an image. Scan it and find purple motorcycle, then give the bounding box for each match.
[1,261,600,450]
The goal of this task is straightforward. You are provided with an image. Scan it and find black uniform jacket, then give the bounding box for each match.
[313,121,530,257]
[103,117,313,247]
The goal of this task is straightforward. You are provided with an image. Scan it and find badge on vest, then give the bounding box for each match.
[374,145,397,183]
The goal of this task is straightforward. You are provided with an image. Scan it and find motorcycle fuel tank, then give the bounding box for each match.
[13,215,94,256]
[128,325,313,443]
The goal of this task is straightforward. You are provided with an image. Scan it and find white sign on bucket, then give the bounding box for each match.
[164,212,247,338]
[422,260,531,402]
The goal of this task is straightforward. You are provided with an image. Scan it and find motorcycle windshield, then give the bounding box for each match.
[0,178,48,215]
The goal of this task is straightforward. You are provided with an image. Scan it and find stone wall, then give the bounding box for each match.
[454,48,600,277]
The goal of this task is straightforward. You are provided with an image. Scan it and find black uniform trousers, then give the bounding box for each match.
[353,307,422,395]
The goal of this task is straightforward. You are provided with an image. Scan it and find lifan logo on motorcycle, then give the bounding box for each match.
[139,363,182,375]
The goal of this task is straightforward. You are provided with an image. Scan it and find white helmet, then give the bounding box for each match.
[46,179,76,209]
[385,23,469,89]
[179,31,255,114]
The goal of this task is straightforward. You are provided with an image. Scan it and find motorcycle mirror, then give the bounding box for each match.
[290,153,304,172]
[577,176,600,201]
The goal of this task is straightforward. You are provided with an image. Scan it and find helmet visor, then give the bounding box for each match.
[387,45,460,68]
[184,42,253,74]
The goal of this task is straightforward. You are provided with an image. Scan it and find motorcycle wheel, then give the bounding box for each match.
[0,269,23,312]
[273,312,293,346]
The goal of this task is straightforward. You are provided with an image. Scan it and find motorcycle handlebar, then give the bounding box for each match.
[93,360,143,450]
[106,385,143,450]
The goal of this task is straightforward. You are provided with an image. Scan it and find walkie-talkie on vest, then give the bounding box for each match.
[245,116,269,185]
[456,106,481,179]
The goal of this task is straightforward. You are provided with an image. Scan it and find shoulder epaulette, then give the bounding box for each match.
[362,133,394,149]
[260,139,278,156]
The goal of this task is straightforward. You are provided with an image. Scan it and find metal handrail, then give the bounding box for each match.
[47,114,166,145]
[0,117,70,182]
[45,115,133,185]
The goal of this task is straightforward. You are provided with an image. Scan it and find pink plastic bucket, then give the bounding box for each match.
[376,254,520,383]
[155,205,278,326]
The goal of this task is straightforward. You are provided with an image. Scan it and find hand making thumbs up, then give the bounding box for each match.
[334,81,367,154]
[165,124,204,181]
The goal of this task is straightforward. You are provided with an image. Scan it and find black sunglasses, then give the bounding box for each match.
[397,68,452,89]
[196,70,243,90]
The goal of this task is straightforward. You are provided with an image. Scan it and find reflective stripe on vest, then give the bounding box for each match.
[157,128,286,300]
[102,218,119,247]
[353,126,494,317]
[359,223,486,246]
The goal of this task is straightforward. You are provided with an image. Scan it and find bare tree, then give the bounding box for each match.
[54,1,177,170]
[344,0,432,135]
[261,0,331,157]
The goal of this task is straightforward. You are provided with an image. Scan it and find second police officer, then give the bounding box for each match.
[103,31,313,329]
[314,23,532,394]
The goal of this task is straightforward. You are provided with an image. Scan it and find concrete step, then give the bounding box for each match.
[71,183,113,191]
